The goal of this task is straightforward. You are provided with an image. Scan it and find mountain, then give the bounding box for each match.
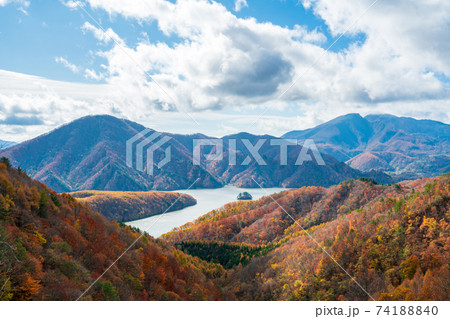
[71,190,196,222]
[1,160,448,300]
[0,115,221,192]
[201,131,392,187]
[0,163,227,301]
[283,113,450,178]
[0,115,391,192]
[164,174,450,301]
[0,140,16,150]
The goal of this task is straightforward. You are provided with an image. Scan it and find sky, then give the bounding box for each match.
[0,0,449,142]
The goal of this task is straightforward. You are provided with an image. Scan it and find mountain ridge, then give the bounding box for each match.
[283,113,450,178]
[0,114,392,192]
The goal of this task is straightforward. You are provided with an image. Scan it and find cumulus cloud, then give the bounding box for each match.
[79,0,331,112]
[0,0,29,14]
[81,21,123,45]
[84,68,104,81]
[0,0,29,7]
[1,0,450,141]
[234,0,248,12]
[79,0,450,110]
[300,0,450,95]
[55,57,80,73]
[61,0,82,9]
[0,114,43,125]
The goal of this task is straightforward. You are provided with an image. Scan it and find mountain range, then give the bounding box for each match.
[0,114,394,192]
[0,140,16,150]
[283,113,450,179]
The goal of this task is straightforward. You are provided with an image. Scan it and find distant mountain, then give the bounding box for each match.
[0,115,392,192]
[0,140,17,150]
[201,132,392,188]
[0,115,221,192]
[283,113,450,178]
[71,190,196,222]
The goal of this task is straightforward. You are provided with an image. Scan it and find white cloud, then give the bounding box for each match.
[0,0,29,7]
[1,0,450,141]
[55,57,80,73]
[79,0,333,112]
[234,0,248,12]
[84,68,104,81]
[80,0,450,109]
[0,0,29,14]
[81,21,123,45]
[62,0,82,9]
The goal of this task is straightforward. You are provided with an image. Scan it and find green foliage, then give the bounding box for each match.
[166,173,450,301]
[0,194,13,219]
[38,190,49,218]
[176,240,278,269]
[1,163,449,301]
[0,157,11,168]
[50,193,61,208]
[358,177,378,184]
[394,199,404,212]
[97,281,120,301]
[52,241,72,255]
[423,182,436,194]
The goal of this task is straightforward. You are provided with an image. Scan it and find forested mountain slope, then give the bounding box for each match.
[0,115,221,192]
[0,115,392,192]
[0,161,227,301]
[283,113,450,179]
[1,155,447,301]
[71,190,196,222]
[165,175,450,300]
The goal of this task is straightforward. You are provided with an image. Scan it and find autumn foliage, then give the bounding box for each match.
[164,176,449,300]
[0,166,225,300]
[1,159,448,301]
[71,190,196,222]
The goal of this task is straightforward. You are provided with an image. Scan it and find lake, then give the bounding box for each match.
[126,186,287,238]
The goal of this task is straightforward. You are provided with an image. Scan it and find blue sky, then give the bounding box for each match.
[0,0,449,142]
[1,0,358,83]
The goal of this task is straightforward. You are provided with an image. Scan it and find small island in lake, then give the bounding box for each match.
[237,192,253,200]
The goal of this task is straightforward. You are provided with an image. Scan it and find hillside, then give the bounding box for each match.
[202,132,392,188]
[0,115,221,192]
[283,113,450,178]
[0,115,392,192]
[0,161,227,301]
[164,175,450,300]
[1,157,448,301]
[71,190,197,222]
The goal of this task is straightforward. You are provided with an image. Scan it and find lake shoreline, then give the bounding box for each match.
[126,186,288,238]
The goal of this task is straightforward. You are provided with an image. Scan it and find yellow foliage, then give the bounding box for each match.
[33,231,46,245]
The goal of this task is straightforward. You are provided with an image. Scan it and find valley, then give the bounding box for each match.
[1,161,448,300]
[125,186,287,237]
[0,113,448,302]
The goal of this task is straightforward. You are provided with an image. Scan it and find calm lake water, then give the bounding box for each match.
[126,186,287,238]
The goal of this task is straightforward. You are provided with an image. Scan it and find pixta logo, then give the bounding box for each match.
[193,138,325,166]
[126,131,325,176]
[126,129,172,176]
